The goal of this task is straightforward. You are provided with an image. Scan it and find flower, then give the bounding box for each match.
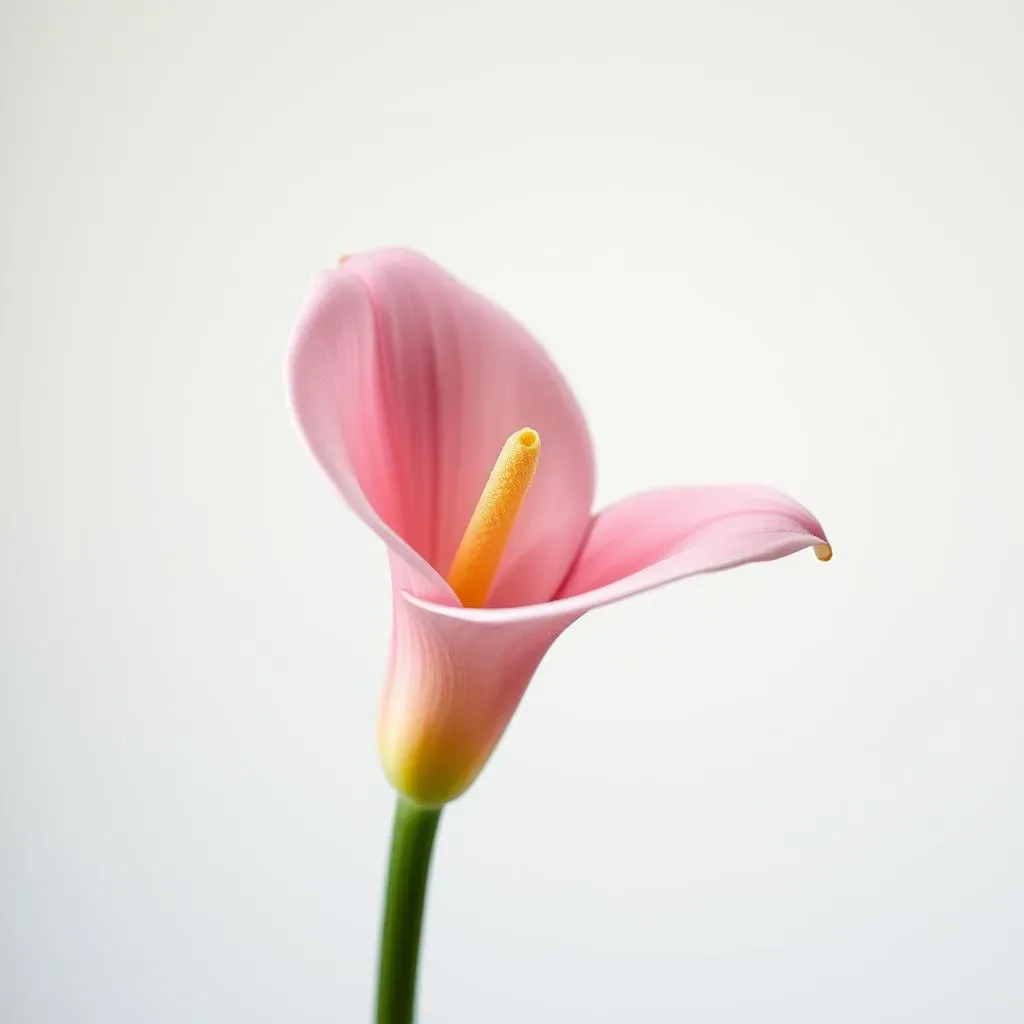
[287,249,830,807]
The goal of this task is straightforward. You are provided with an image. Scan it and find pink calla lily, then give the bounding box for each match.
[288,249,829,806]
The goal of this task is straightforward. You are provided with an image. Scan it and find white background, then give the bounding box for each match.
[2,2,1022,1021]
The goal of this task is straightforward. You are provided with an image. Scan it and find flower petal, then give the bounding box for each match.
[380,484,827,803]
[287,250,595,606]
[378,592,577,806]
[556,484,829,600]
[403,485,829,624]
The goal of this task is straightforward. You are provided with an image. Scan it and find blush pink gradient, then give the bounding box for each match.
[288,249,829,805]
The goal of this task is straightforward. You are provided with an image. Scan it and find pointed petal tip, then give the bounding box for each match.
[814,542,833,562]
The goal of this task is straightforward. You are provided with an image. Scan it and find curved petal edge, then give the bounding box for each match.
[380,484,828,802]
[402,484,829,626]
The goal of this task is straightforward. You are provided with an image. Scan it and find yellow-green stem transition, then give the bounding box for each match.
[377,428,538,1020]
[376,798,442,1024]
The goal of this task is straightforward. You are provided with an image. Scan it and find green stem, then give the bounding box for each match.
[376,798,442,1024]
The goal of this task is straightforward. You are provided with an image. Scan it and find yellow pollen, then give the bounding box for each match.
[446,428,541,607]
[814,543,833,562]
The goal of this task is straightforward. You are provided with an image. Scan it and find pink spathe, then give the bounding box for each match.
[288,249,829,806]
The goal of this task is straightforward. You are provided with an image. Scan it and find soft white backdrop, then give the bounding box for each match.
[2,2,1022,1021]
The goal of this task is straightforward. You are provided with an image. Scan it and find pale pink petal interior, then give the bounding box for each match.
[404,484,829,625]
[287,250,595,607]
